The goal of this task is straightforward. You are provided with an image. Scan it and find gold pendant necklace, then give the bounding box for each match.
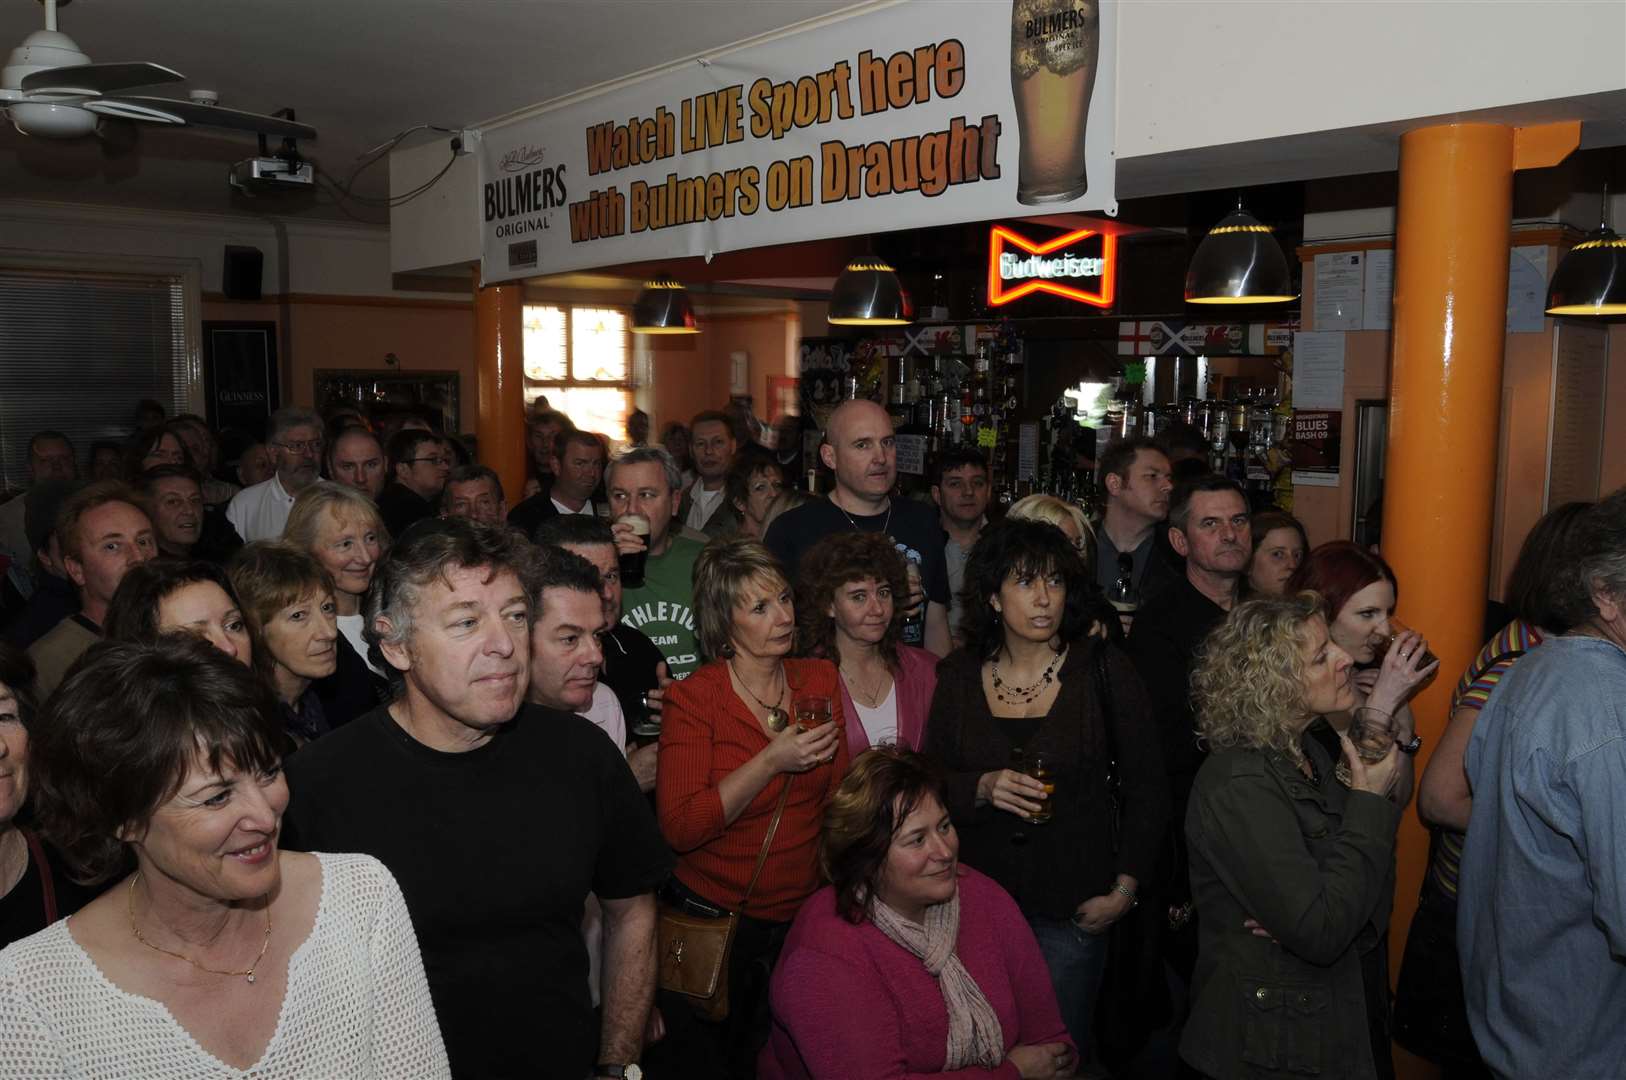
[128,874,272,985]
[731,660,789,731]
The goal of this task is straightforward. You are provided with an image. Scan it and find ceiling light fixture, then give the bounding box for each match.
[630,273,699,334]
[1184,198,1297,305]
[1545,184,1626,317]
[828,257,914,326]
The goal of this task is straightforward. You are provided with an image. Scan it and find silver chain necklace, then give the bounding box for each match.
[835,496,892,535]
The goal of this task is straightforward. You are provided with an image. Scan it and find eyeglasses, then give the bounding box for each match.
[274,439,324,454]
[406,455,451,467]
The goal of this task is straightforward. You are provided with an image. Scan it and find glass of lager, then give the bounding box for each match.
[1010,0,1100,205]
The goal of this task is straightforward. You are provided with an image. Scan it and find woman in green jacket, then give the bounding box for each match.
[1181,593,1405,1079]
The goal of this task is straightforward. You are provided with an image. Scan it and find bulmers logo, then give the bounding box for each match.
[500,145,547,173]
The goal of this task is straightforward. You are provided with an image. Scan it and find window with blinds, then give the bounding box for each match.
[0,269,191,490]
[521,304,632,442]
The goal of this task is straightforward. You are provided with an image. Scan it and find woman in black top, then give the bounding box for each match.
[0,644,91,948]
[924,517,1168,1058]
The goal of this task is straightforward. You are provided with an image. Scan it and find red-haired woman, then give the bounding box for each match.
[1285,540,1438,1080]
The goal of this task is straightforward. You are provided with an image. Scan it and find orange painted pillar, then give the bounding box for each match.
[473,270,527,503]
[1382,121,1575,1079]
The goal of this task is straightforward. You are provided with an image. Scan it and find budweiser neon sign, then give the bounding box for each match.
[987,224,1116,308]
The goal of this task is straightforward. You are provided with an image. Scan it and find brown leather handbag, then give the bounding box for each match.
[657,778,791,1023]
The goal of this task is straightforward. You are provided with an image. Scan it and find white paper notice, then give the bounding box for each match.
[894,433,927,477]
[1507,245,1549,333]
[1314,251,1365,331]
[1362,249,1394,330]
[1292,332,1346,409]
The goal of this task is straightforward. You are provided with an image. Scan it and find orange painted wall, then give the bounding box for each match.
[202,295,477,430]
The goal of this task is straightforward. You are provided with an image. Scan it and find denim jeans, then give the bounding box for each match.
[1027,913,1111,1055]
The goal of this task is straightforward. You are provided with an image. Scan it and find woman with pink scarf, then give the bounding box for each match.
[760,747,1077,1079]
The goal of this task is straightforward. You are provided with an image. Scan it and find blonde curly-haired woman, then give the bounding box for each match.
[1180,592,1403,1080]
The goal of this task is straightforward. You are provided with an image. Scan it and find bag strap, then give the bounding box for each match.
[20,827,57,924]
[1094,641,1119,769]
[739,777,793,914]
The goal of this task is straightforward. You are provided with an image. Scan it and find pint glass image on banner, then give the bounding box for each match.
[1011,0,1100,205]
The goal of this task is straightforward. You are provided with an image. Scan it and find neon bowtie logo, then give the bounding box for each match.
[987,225,1116,308]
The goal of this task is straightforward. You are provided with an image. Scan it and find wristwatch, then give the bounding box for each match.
[1397,733,1423,755]
[595,1066,642,1080]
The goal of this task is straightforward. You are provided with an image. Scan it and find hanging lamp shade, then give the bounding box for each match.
[1545,227,1626,316]
[1184,205,1297,304]
[827,257,914,326]
[631,274,699,334]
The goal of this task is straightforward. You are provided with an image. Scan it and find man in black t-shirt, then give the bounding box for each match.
[763,398,951,655]
[281,520,671,1080]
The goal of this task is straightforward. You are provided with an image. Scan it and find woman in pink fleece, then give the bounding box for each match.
[760,747,1078,1079]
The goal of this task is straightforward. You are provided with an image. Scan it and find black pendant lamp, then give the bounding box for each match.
[1184,198,1297,305]
[828,257,914,326]
[1546,186,1626,316]
[631,273,700,334]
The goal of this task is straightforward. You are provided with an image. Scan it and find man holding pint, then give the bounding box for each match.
[607,446,707,681]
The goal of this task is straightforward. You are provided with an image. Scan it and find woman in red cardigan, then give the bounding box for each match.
[657,538,849,1077]
[794,532,938,756]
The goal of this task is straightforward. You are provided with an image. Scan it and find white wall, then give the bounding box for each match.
[0,199,464,299]
[1116,0,1626,161]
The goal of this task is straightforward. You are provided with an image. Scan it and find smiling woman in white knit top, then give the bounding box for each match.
[0,636,448,1079]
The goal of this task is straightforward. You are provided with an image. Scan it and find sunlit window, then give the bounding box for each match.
[523,304,631,443]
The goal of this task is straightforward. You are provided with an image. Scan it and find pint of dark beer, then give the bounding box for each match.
[1011,0,1100,205]
[618,513,650,590]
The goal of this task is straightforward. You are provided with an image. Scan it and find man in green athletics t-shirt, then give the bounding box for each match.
[607,446,705,680]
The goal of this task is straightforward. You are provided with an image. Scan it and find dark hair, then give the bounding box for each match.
[1549,488,1626,631]
[88,439,123,466]
[522,544,602,617]
[933,446,989,488]
[1155,422,1210,462]
[0,642,38,731]
[527,408,573,432]
[795,532,909,668]
[105,559,244,645]
[325,426,383,474]
[555,429,606,459]
[1287,540,1398,623]
[690,409,738,441]
[386,428,442,472]
[535,514,616,549]
[1170,456,1212,486]
[1249,511,1308,559]
[961,516,1093,659]
[1098,436,1163,491]
[28,430,74,457]
[133,462,205,498]
[442,464,505,510]
[724,446,783,514]
[819,746,949,924]
[31,636,284,884]
[1168,474,1246,535]
[124,422,196,481]
[365,519,532,691]
[1505,502,1592,633]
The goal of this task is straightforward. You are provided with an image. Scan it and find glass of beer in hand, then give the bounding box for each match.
[1023,751,1055,824]
[1010,0,1100,205]
[793,695,832,733]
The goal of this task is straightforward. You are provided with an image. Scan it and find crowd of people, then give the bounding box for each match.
[0,393,1620,1080]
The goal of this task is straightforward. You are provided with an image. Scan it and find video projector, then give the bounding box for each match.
[230,156,314,195]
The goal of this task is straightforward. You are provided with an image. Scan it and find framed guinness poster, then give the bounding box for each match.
[203,322,279,442]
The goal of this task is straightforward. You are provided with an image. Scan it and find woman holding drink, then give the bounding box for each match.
[656,538,849,1077]
[1181,593,1403,1080]
[923,518,1167,1059]
[1287,541,1438,804]
[795,532,938,756]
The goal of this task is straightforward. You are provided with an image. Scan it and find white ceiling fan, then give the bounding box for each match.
[0,0,314,141]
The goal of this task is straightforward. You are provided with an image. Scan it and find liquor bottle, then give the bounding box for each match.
[1109,552,1139,620]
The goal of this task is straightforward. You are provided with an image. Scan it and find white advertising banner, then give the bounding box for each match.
[477,0,1116,283]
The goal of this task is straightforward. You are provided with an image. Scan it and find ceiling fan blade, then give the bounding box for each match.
[82,98,184,124]
[20,62,185,96]
[100,96,316,139]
